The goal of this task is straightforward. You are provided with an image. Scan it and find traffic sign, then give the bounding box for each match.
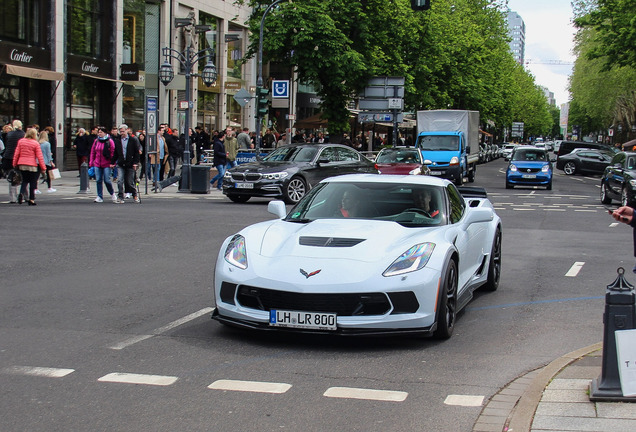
[146,96,157,135]
[272,80,289,98]
[233,88,252,107]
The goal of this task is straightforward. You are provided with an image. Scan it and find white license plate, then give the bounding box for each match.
[522,174,536,179]
[430,171,442,175]
[235,182,254,189]
[269,309,337,331]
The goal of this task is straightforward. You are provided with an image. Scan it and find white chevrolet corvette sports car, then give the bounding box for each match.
[212,174,502,339]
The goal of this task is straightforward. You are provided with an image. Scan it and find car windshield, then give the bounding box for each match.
[285,182,446,227]
[376,149,421,164]
[512,149,547,162]
[263,146,318,163]
[416,135,459,151]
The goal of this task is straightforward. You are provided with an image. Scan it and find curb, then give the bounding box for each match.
[474,342,602,432]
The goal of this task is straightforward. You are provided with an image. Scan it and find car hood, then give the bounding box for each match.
[231,160,311,173]
[376,163,421,175]
[243,219,444,264]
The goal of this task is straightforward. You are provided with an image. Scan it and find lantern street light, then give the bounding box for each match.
[159,21,217,192]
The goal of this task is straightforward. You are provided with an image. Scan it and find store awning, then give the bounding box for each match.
[6,64,64,81]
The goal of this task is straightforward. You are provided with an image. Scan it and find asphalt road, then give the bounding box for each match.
[0,159,630,432]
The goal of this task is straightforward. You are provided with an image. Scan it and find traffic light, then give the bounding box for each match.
[256,87,269,116]
[411,0,430,10]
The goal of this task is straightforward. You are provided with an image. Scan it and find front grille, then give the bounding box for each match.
[236,286,390,316]
[230,172,262,181]
[519,167,541,173]
[299,236,366,247]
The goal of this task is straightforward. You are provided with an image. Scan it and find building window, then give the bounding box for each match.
[123,0,145,67]
[67,0,111,58]
[227,24,244,80]
[198,12,218,75]
[0,0,47,46]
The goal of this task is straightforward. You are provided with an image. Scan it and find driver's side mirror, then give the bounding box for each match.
[317,158,330,165]
[268,200,287,219]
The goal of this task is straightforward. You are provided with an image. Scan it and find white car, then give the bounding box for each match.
[212,174,502,339]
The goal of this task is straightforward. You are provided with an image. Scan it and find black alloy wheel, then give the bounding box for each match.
[482,228,501,292]
[434,260,458,339]
[563,161,577,175]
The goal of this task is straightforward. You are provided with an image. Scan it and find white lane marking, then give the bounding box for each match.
[3,366,75,378]
[512,208,536,211]
[574,209,597,212]
[208,379,291,394]
[565,262,585,277]
[109,307,214,350]
[544,208,566,211]
[444,394,484,407]
[323,386,408,402]
[98,372,178,386]
[610,222,619,227]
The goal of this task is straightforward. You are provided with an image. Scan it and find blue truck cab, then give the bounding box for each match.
[415,110,479,186]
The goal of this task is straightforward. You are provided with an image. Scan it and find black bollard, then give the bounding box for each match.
[589,267,636,401]
[77,162,90,194]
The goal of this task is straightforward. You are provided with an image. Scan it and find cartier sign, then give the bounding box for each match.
[0,41,50,69]
[68,55,113,79]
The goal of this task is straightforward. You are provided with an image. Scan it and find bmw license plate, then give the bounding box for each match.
[522,174,536,179]
[235,182,254,189]
[269,309,337,331]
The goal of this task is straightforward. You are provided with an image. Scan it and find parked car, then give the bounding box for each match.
[556,140,617,157]
[501,143,517,159]
[374,147,424,175]
[212,174,502,339]
[506,146,553,190]
[600,151,636,206]
[556,148,614,175]
[222,143,377,204]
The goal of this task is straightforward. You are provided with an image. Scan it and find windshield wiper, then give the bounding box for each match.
[286,218,313,224]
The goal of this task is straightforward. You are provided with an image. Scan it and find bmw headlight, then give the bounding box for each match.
[263,172,289,180]
[509,164,518,172]
[224,171,232,179]
[541,165,550,173]
[224,235,247,269]
[630,180,636,188]
[383,243,435,277]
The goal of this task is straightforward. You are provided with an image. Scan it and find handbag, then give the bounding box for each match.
[6,169,22,186]
[50,168,61,179]
[88,166,95,179]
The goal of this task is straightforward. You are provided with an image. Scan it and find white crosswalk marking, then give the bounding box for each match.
[444,394,484,406]
[208,379,291,394]
[565,262,585,277]
[98,372,178,386]
[323,387,408,402]
[2,366,75,378]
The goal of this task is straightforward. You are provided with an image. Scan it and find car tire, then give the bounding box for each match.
[228,194,250,203]
[546,181,552,190]
[600,182,612,204]
[468,167,476,183]
[434,259,458,340]
[563,161,577,175]
[482,228,501,292]
[283,176,307,204]
[505,181,513,189]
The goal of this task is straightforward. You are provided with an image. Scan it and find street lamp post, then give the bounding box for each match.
[159,20,217,192]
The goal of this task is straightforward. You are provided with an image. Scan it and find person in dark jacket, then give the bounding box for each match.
[111,124,140,203]
[165,128,181,178]
[72,128,91,174]
[209,130,226,190]
[2,119,25,203]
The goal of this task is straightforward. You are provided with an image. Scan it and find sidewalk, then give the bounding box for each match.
[474,342,636,432]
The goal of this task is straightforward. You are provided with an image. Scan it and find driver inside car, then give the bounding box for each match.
[412,188,440,218]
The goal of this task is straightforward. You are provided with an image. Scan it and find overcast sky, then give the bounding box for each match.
[506,0,576,106]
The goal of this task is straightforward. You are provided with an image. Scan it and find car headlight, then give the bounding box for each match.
[629,179,636,188]
[541,165,550,173]
[509,164,518,172]
[263,172,289,180]
[224,235,247,269]
[408,167,420,175]
[383,243,435,277]
[449,156,459,166]
[224,171,232,179]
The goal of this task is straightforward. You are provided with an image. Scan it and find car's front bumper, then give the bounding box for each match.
[507,171,552,186]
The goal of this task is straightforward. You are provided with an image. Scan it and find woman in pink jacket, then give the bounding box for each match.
[13,128,46,205]
[89,126,116,203]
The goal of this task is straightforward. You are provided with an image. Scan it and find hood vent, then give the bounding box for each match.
[299,236,366,247]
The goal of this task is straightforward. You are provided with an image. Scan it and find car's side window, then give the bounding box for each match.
[446,184,465,224]
[611,153,625,167]
[319,147,338,163]
[337,147,359,162]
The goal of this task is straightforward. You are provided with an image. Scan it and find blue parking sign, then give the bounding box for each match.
[272,80,289,98]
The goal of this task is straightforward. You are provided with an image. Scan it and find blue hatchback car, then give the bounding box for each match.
[506,147,552,190]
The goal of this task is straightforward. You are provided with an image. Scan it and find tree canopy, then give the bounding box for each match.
[238,0,556,138]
